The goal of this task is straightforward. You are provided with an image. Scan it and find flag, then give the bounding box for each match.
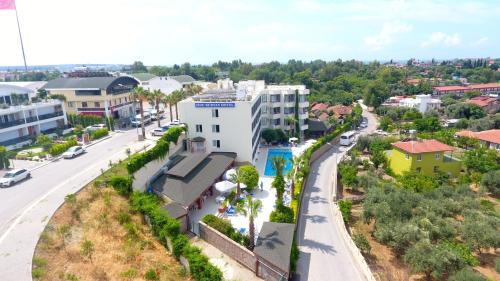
[0,0,16,10]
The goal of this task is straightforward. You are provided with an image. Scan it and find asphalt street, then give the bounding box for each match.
[295,104,378,281]
[0,122,158,281]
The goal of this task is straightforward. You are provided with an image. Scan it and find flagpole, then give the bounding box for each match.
[14,5,27,72]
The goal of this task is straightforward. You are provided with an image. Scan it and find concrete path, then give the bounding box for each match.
[0,124,158,281]
[295,103,377,281]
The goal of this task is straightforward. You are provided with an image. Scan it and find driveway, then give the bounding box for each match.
[295,104,377,281]
[0,123,158,281]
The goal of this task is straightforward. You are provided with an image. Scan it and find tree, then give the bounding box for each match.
[269,204,294,223]
[0,146,10,170]
[149,89,164,128]
[262,128,278,144]
[378,116,393,132]
[230,168,244,199]
[130,86,150,139]
[239,165,259,191]
[461,215,500,254]
[339,164,358,190]
[363,79,389,108]
[481,170,500,196]
[36,134,53,151]
[399,171,439,192]
[271,156,286,178]
[170,90,186,120]
[448,268,487,281]
[371,150,387,170]
[275,129,288,143]
[130,61,147,73]
[236,196,262,250]
[80,239,95,262]
[463,147,499,173]
[285,116,297,138]
[445,103,486,120]
[161,94,174,122]
[272,175,286,206]
[338,199,352,223]
[414,117,442,132]
[185,83,203,96]
[353,234,371,254]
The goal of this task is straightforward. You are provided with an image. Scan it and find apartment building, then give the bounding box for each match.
[0,84,67,150]
[43,76,139,119]
[433,82,500,95]
[398,94,441,113]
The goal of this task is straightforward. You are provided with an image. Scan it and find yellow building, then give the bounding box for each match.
[389,139,461,177]
[43,76,139,119]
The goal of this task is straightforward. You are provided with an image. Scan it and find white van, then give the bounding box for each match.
[131,112,152,127]
[339,131,356,146]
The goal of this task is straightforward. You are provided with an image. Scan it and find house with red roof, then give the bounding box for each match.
[455,129,500,151]
[310,103,328,114]
[388,139,461,176]
[433,83,500,95]
[465,96,499,114]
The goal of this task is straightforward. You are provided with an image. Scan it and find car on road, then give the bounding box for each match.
[374,129,389,136]
[131,112,152,127]
[0,169,31,187]
[151,127,168,136]
[360,122,368,128]
[62,146,85,159]
[85,124,107,131]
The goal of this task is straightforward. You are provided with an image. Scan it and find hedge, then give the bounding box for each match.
[338,199,353,223]
[90,128,109,140]
[49,139,78,156]
[269,204,294,223]
[129,192,222,281]
[202,214,250,247]
[127,126,184,175]
[108,176,133,196]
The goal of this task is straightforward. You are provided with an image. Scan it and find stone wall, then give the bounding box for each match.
[256,256,289,281]
[199,222,257,271]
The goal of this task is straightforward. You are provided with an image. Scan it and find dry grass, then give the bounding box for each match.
[33,180,190,281]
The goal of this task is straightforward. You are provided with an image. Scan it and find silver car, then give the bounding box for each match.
[0,169,31,187]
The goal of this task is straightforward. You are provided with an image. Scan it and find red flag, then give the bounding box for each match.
[0,0,16,10]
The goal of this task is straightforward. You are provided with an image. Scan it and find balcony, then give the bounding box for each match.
[299,101,309,107]
[299,112,308,119]
[0,135,33,147]
[0,119,25,129]
[25,116,38,123]
[38,111,64,120]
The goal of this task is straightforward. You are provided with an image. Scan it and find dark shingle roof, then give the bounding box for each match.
[162,202,187,219]
[43,76,139,90]
[152,152,236,207]
[170,75,195,84]
[254,222,294,273]
[308,119,328,132]
[166,153,209,178]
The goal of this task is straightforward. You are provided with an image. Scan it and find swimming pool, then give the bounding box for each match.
[264,148,293,177]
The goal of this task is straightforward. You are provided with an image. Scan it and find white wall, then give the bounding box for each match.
[144,77,182,95]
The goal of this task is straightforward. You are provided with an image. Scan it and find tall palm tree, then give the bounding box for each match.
[230,168,244,199]
[130,86,150,139]
[170,89,186,120]
[237,195,262,250]
[285,116,297,138]
[162,94,174,122]
[271,155,286,178]
[185,83,203,96]
[149,89,164,128]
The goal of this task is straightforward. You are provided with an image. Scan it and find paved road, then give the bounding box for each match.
[296,104,377,281]
[0,123,158,281]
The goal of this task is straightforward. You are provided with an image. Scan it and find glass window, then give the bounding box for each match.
[417,154,422,161]
[196,124,203,133]
[94,102,100,108]
[212,140,220,148]
[436,153,440,160]
[405,153,409,159]
[212,124,220,133]
[212,109,219,118]
[67,102,74,108]
[274,118,280,126]
[416,167,421,173]
[81,102,88,108]
[273,107,281,114]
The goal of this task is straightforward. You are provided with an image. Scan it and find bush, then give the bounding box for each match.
[290,240,299,273]
[353,234,371,254]
[172,234,189,258]
[183,245,223,281]
[440,241,479,267]
[448,268,486,281]
[338,199,352,224]
[49,139,77,156]
[0,146,10,169]
[262,128,278,144]
[90,128,109,140]
[269,205,294,223]
[495,257,500,273]
[202,214,249,246]
[144,269,159,281]
[108,176,132,196]
[481,170,500,196]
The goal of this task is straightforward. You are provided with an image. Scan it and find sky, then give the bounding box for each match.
[0,0,499,66]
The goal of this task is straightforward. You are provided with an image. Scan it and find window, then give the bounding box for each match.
[436,153,440,160]
[284,94,295,103]
[274,118,280,126]
[405,153,409,160]
[417,154,422,161]
[433,166,439,172]
[212,140,220,148]
[212,109,219,118]
[67,102,74,108]
[195,124,203,133]
[284,107,295,114]
[270,94,281,103]
[273,107,281,114]
[416,167,421,173]
[94,102,100,108]
[212,124,220,133]
[81,102,88,108]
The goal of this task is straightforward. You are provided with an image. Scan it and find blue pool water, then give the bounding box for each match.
[264,148,293,177]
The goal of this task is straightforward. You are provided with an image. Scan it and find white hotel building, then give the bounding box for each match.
[0,84,67,150]
[178,80,309,163]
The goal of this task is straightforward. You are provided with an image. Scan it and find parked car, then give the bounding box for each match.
[62,146,85,159]
[131,112,152,127]
[85,124,107,131]
[151,127,168,136]
[0,169,31,187]
[360,122,368,128]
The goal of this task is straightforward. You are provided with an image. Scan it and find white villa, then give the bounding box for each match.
[0,84,67,150]
[398,94,441,113]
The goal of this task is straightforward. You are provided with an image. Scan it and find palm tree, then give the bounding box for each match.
[185,83,203,96]
[285,116,297,138]
[149,89,164,128]
[162,94,174,122]
[237,195,262,250]
[230,168,244,199]
[130,86,150,139]
[170,89,186,120]
[271,155,286,178]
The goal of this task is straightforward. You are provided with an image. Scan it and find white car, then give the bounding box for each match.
[360,122,368,128]
[85,124,107,131]
[62,146,85,159]
[0,169,31,187]
[151,127,167,136]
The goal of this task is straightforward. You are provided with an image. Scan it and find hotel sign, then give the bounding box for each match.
[195,102,235,108]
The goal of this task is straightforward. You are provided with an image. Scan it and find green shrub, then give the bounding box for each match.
[90,128,109,140]
[269,205,294,223]
[172,234,189,258]
[353,234,371,254]
[338,199,352,223]
[116,211,132,225]
[144,269,159,281]
[202,214,249,246]
[290,240,299,273]
[183,245,223,281]
[448,268,486,281]
[32,268,44,279]
[49,139,77,156]
[440,241,479,266]
[495,257,500,273]
[108,176,132,196]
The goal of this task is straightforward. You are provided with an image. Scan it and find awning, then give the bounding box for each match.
[224,168,236,181]
[289,137,298,142]
[215,180,236,193]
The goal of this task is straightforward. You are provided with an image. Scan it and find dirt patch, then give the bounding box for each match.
[33,183,190,281]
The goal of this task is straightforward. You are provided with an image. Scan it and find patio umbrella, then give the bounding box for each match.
[224,169,237,181]
[289,137,299,142]
[215,180,236,193]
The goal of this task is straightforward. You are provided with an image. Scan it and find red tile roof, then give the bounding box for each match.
[318,112,329,121]
[311,103,328,111]
[392,139,455,154]
[433,85,469,92]
[434,83,500,93]
[456,130,500,144]
[465,96,498,108]
[468,83,500,90]
[327,105,352,116]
